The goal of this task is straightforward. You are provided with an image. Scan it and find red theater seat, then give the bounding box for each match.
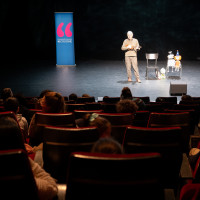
[66,152,164,200]
[43,126,99,183]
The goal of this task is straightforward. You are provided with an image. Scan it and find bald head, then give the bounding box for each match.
[127,31,133,39]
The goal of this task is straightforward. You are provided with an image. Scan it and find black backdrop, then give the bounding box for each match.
[1,0,200,62]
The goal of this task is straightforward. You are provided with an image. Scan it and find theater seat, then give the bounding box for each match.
[66,152,164,200]
[43,126,99,183]
[123,126,183,189]
[98,113,133,125]
[29,112,76,146]
[0,149,39,200]
[148,112,191,153]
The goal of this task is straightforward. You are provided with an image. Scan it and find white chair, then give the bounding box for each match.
[145,53,159,80]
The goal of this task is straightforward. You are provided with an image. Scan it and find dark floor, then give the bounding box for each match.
[1,59,200,102]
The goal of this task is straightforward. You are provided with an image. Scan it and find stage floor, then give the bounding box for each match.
[1,60,200,102]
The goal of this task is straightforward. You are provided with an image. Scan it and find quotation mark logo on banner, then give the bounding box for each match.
[57,22,72,37]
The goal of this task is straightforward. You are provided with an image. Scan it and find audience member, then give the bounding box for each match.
[39,90,53,99]
[35,89,53,109]
[0,116,58,200]
[91,137,123,154]
[120,87,145,110]
[15,93,33,125]
[82,93,90,97]
[4,97,28,140]
[76,113,111,138]
[181,94,193,102]
[29,91,65,147]
[69,93,78,103]
[1,88,13,102]
[0,116,25,150]
[188,148,200,171]
[116,99,138,113]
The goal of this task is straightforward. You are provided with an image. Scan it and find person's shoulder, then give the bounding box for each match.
[133,38,138,42]
[123,39,129,42]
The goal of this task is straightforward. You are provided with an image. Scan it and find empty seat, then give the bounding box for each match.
[85,102,102,110]
[111,125,127,144]
[144,103,163,112]
[123,126,183,189]
[148,112,191,152]
[66,152,164,200]
[132,111,150,127]
[0,149,39,200]
[65,103,86,112]
[43,126,99,183]
[76,97,95,103]
[100,103,117,113]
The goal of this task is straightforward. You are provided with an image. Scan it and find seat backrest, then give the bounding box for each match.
[132,111,150,127]
[103,97,120,104]
[148,112,190,128]
[100,103,117,113]
[123,126,183,189]
[76,97,95,103]
[65,103,86,112]
[43,126,99,183]
[66,152,164,200]
[30,112,76,146]
[111,125,127,144]
[180,183,200,200]
[0,111,18,121]
[85,102,102,110]
[133,96,150,103]
[148,112,191,152]
[146,53,158,60]
[192,156,200,183]
[35,112,76,127]
[98,113,133,125]
[74,109,103,119]
[156,96,177,104]
[164,109,197,134]
[0,149,39,200]
[144,103,163,112]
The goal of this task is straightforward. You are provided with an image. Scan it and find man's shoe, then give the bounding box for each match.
[137,79,141,83]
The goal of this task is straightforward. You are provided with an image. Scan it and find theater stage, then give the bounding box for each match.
[1,60,200,102]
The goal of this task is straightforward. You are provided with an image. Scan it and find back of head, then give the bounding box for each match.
[181,94,192,102]
[0,116,25,150]
[1,88,13,101]
[91,137,123,154]
[89,114,111,138]
[116,99,138,113]
[42,92,65,113]
[82,94,90,97]
[4,97,19,113]
[39,89,53,99]
[120,87,133,100]
[69,93,78,101]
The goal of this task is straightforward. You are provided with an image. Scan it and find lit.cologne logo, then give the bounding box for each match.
[57,22,72,37]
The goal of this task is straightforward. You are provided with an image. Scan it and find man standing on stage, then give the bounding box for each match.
[121,31,141,83]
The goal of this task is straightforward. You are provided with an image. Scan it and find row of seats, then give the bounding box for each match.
[0,97,199,199]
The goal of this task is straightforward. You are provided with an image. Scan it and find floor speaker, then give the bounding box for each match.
[170,82,187,96]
